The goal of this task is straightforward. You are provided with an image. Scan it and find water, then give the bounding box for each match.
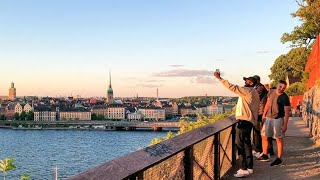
[0,129,168,179]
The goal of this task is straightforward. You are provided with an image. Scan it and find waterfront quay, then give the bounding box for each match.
[0,120,179,131]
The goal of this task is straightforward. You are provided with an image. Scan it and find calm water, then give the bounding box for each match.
[0,129,168,179]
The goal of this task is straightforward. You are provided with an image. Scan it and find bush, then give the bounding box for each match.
[285,82,306,96]
[149,112,232,145]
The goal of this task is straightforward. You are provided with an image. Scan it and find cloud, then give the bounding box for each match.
[169,64,184,68]
[136,84,163,88]
[154,69,212,77]
[256,51,270,54]
[195,77,217,84]
[143,79,165,83]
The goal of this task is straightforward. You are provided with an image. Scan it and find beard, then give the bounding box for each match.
[244,83,254,87]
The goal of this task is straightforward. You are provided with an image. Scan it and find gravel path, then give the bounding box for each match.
[223,117,320,180]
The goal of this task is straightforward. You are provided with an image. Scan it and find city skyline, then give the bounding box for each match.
[0,0,299,97]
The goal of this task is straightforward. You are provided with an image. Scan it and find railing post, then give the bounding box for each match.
[232,124,236,165]
[129,172,143,180]
[214,133,220,180]
[184,147,193,180]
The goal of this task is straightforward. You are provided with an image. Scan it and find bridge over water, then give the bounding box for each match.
[0,120,180,131]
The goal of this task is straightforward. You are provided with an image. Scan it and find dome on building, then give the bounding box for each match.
[107,86,113,94]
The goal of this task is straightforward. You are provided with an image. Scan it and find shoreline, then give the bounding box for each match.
[0,126,179,132]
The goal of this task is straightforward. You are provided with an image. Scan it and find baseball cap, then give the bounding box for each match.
[253,75,260,81]
[243,77,257,84]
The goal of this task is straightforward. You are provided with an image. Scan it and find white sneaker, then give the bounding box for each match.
[253,151,261,158]
[234,169,250,178]
[237,168,253,174]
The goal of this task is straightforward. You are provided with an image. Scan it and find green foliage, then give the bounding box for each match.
[149,112,232,146]
[20,174,30,180]
[179,113,232,134]
[0,158,16,180]
[149,131,176,146]
[285,82,307,96]
[20,111,27,121]
[14,113,20,120]
[281,0,320,47]
[26,112,34,121]
[0,115,6,121]
[269,48,310,83]
[97,114,105,120]
[91,113,98,120]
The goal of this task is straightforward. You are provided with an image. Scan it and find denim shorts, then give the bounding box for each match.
[261,117,285,139]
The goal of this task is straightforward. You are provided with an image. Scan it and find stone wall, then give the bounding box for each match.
[302,85,320,143]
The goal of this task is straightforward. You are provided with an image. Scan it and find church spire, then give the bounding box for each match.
[109,70,112,88]
[106,70,114,104]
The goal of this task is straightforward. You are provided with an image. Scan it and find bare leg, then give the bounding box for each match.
[262,135,269,155]
[276,138,283,158]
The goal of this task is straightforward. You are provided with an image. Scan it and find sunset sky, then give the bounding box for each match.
[0,0,299,98]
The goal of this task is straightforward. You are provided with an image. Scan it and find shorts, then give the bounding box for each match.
[261,117,285,139]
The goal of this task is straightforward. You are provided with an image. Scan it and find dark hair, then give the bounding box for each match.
[278,80,287,85]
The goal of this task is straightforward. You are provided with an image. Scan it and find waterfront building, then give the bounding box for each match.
[172,102,179,115]
[127,112,142,121]
[138,107,165,121]
[9,82,16,100]
[194,105,207,115]
[34,106,57,121]
[59,108,91,120]
[106,71,114,104]
[0,96,9,100]
[107,104,125,120]
[206,100,224,116]
[14,102,26,115]
[5,103,16,120]
[162,104,173,116]
[91,105,108,118]
[180,106,196,116]
[24,103,34,113]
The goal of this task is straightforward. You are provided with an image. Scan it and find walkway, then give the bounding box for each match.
[223,117,320,180]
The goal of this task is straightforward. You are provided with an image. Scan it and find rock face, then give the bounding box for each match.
[302,85,320,143]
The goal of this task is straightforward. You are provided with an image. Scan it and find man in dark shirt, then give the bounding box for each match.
[258,80,291,166]
[251,75,268,157]
[252,75,275,157]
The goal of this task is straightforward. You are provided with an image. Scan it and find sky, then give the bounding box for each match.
[0,0,299,98]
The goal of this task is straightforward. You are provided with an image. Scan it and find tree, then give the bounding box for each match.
[0,115,6,121]
[0,158,16,180]
[14,113,20,120]
[97,114,105,120]
[91,113,98,120]
[285,82,307,96]
[26,112,34,121]
[19,111,27,121]
[269,47,310,87]
[281,0,320,47]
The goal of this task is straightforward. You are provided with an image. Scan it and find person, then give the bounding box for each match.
[213,72,259,178]
[296,100,301,117]
[251,75,268,158]
[264,84,270,92]
[258,80,291,166]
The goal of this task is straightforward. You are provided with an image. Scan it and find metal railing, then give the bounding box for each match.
[68,116,237,180]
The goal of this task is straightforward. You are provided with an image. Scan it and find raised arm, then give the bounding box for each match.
[213,72,249,97]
